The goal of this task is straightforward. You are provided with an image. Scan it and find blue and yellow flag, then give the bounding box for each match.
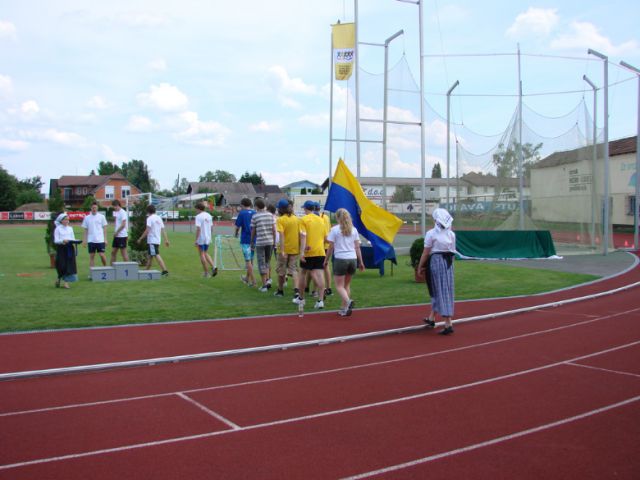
[325,159,403,264]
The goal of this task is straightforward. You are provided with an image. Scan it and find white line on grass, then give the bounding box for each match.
[0,341,638,472]
[2,309,639,418]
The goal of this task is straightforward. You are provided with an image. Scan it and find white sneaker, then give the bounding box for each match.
[292,296,303,305]
[259,285,269,292]
[240,275,248,285]
[314,300,324,310]
[266,278,272,286]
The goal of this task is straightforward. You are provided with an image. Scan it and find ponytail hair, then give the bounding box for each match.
[336,208,353,237]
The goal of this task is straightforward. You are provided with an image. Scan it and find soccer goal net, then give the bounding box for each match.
[213,235,245,271]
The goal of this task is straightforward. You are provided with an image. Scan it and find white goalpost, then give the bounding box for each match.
[213,235,245,271]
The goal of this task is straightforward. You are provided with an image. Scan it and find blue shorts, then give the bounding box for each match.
[198,244,210,252]
[88,242,106,254]
[241,243,254,262]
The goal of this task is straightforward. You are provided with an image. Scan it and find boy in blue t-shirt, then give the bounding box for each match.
[234,197,256,287]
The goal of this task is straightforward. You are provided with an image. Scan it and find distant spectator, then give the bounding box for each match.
[274,199,300,299]
[110,199,130,263]
[250,198,276,292]
[325,208,364,316]
[194,202,216,277]
[54,213,79,289]
[234,198,256,287]
[137,204,170,276]
[82,201,108,271]
[417,208,456,335]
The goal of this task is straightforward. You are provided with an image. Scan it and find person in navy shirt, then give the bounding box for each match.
[234,197,256,287]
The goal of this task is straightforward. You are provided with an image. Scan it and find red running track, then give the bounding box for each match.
[1,254,639,375]
[0,281,639,478]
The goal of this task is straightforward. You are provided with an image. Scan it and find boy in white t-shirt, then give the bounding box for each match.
[194,202,217,277]
[137,204,170,276]
[110,199,130,263]
[81,201,108,269]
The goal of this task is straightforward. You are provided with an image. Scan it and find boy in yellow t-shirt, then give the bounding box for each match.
[294,200,327,309]
[274,199,300,299]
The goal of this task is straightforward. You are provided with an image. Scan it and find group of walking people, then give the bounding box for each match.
[51,195,458,334]
[235,198,365,316]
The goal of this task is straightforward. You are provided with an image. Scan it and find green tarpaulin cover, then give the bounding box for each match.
[456,230,557,259]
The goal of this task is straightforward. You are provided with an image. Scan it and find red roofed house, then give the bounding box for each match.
[49,173,141,209]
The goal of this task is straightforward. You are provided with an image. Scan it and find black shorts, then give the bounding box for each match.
[112,237,128,249]
[300,256,325,270]
[148,244,160,256]
[88,242,106,254]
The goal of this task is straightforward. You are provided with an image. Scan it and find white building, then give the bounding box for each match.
[530,136,637,226]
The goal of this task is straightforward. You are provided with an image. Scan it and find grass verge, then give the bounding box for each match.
[0,225,597,332]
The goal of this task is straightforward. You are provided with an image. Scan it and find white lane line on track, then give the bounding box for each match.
[175,393,241,430]
[1,341,638,472]
[566,362,640,379]
[340,395,640,480]
[2,308,639,419]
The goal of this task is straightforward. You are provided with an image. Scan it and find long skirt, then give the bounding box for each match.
[55,243,78,282]
[427,254,455,317]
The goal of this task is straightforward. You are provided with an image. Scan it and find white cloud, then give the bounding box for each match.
[100,144,127,163]
[0,20,17,40]
[126,115,153,132]
[267,65,318,108]
[147,58,167,72]
[298,113,328,128]
[173,111,231,147]
[20,100,40,120]
[551,21,639,56]
[249,120,281,133]
[0,138,28,152]
[506,8,559,39]
[115,12,170,28]
[137,83,189,112]
[86,95,108,110]
[0,74,13,98]
[21,128,87,147]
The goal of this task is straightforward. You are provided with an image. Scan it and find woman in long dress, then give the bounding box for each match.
[54,213,79,289]
[417,208,456,335]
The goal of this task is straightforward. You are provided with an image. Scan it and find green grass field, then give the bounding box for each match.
[0,225,598,333]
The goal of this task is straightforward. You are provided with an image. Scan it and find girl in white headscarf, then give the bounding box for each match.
[417,208,456,335]
[54,213,79,289]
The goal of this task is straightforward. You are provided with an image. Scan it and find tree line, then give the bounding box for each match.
[0,165,44,210]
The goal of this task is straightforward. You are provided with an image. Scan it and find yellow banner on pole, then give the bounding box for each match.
[332,23,355,81]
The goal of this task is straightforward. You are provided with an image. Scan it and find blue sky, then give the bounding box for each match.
[0,0,638,193]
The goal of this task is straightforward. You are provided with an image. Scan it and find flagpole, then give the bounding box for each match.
[329,21,335,188]
[354,0,361,178]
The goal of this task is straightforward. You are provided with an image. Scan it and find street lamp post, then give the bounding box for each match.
[446,80,459,208]
[620,61,640,251]
[382,29,404,210]
[588,48,610,255]
[583,75,598,248]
